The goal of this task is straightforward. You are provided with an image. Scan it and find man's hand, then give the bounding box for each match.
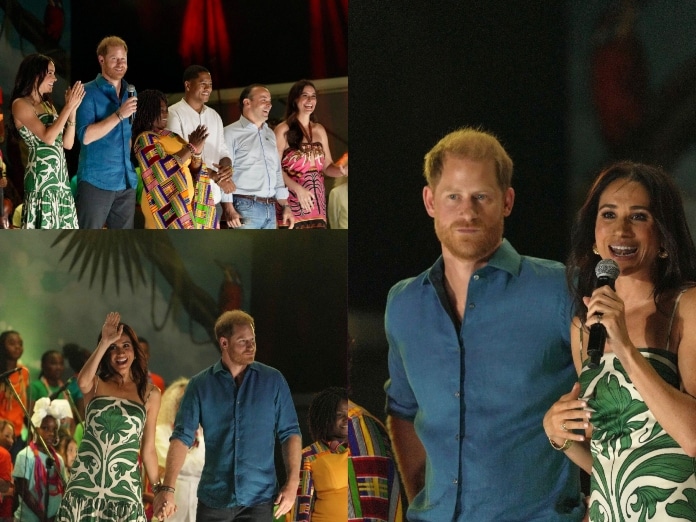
[153,490,176,520]
[273,480,298,518]
[212,163,236,193]
[222,202,243,228]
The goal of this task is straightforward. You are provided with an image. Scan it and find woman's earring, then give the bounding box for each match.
[592,244,600,256]
[658,247,668,259]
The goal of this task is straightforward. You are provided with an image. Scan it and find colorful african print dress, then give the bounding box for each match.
[56,396,147,522]
[17,111,78,229]
[133,130,217,229]
[277,142,327,229]
[580,351,696,521]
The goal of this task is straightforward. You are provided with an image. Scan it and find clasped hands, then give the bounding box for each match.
[153,490,177,520]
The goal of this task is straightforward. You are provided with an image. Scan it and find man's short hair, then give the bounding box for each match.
[96,36,128,57]
[214,310,255,342]
[183,65,210,83]
[238,84,267,112]
[423,127,513,191]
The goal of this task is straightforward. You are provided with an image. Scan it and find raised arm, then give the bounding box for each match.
[77,312,123,400]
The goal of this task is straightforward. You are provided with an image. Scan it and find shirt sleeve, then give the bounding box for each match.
[76,88,97,143]
[275,374,301,443]
[171,378,201,447]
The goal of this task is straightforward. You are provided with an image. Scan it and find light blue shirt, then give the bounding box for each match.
[172,360,300,509]
[76,74,137,191]
[221,116,288,201]
[385,240,584,521]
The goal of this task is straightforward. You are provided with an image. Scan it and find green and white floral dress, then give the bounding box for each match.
[580,347,696,521]
[56,396,147,521]
[17,110,78,229]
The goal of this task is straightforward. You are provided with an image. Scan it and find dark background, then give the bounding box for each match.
[349,2,569,314]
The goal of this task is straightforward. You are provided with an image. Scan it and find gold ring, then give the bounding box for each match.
[561,422,568,432]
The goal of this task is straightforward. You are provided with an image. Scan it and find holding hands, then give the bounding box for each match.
[211,162,236,193]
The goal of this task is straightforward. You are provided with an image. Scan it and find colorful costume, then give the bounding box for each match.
[277,142,327,229]
[133,130,217,229]
[17,107,78,229]
[13,442,67,522]
[56,397,148,521]
[0,365,29,439]
[292,440,347,522]
[580,294,696,521]
[348,402,403,522]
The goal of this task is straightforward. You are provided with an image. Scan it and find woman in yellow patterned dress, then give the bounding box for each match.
[10,53,84,229]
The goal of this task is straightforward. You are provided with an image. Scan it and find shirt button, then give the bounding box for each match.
[473,275,479,280]
[454,391,460,397]
[453,479,458,485]
[455,434,460,440]
[468,303,475,309]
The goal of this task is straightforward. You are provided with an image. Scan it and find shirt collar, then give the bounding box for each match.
[239,114,266,130]
[213,359,258,375]
[425,238,521,286]
[95,74,128,96]
[182,98,208,115]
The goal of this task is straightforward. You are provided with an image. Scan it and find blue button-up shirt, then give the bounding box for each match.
[172,360,301,509]
[385,240,584,521]
[76,74,137,190]
[221,116,289,201]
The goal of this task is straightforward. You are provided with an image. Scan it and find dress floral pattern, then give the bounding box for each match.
[17,112,78,229]
[579,350,696,521]
[56,396,147,521]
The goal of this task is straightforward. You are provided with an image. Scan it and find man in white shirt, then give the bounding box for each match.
[166,65,235,212]
[222,85,294,229]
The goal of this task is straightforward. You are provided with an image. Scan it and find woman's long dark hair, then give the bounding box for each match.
[567,161,696,322]
[96,323,148,402]
[283,79,318,150]
[9,54,55,137]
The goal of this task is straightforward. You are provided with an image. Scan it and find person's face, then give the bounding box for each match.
[108,333,135,374]
[37,61,57,96]
[38,416,59,448]
[0,425,14,450]
[243,87,272,125]
[65,440,77,467]
[153,100,168,132]
[296,85,317,116]
[594,179,660,278]
[4,333,24,361]
[220,324,256,368]
[43,353,64,382]
[186,72,212,106]
[329,399,349,442]
[423,155,514,264]
[99,45,128,82]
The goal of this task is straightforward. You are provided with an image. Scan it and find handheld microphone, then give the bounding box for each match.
[49,377,74,400]
[127,84,136,124]
[0,367,22,380]
[587,259,620,368]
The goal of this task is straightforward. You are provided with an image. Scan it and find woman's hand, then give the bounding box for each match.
[583,285,633,360]
[101,312,123,347]
[187,125,208,153]
[65,81,85,112]
[543,382,591,446]
[294,186,315,212]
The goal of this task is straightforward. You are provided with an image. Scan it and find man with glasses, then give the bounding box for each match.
[154,310,301,521]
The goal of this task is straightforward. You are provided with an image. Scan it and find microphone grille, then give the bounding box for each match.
[127,84,135,93]
[595,258,620,280]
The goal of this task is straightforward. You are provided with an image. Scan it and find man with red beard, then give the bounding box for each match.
[384,128,584,521]
[75,35,138,229]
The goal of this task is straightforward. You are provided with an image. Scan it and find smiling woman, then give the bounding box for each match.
[131,89,217,229]
[55,312,162,522]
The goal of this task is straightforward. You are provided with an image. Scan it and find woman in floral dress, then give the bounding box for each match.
[544,162,696,521]
[10,53,84,229]
[56,312,162,522]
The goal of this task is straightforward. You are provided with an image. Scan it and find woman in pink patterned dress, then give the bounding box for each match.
[274,80,347,229]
